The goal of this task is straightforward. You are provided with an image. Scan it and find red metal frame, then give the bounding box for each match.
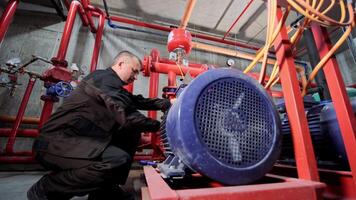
[273,7,319,181]
[0,0,19,44]
[142,166,325,200]
[311,23,356,190]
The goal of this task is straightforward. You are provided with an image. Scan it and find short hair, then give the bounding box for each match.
[111,51,142,68]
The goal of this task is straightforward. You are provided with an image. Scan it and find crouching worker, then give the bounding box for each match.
[28,51,170,200]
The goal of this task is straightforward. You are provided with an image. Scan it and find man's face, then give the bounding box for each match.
[120,57,141,84]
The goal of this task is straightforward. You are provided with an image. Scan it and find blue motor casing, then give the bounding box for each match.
[164,68,281,185]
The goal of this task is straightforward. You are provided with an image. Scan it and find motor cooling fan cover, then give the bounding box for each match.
[165,68,281,185]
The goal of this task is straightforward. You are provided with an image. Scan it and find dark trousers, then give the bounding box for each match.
[34,128,142,198]
[35,145,131,198]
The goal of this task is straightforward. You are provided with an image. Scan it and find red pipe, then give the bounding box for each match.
[168,71,176,87]
[5,78,36,154]
[0,0,19,44]
[148,73,159,120]
[89,6,106,72]
[81,0,97,33]
[0,128,38,137]
[123,84,134,93]
[222,0,255,40]
[38,100,54,129]
[159,58,208,69]
[109,15,260,51]
[0,156,36,163]
[56,1,82,62]
[152,62,206,77]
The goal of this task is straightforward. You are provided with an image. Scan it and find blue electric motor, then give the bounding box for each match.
[159,68,281,185]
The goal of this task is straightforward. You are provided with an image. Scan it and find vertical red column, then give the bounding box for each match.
[312,23,356,188]
[273,7,319,181]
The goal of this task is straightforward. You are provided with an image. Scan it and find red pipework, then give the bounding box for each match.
[312,23,356,190]
[89,6,106,72]
[53,1,82,66]
[5,77,36,154]
[109,15,260,51]
[159,58,208,69]
[152,62,206,77]
[81,0,97,33]
[222,0,255,40]
[168,71,177,87]
[0,156,36,163]
[123,84,134,93]
[0,128,38,137]
[0,0,19,44]
[38,100,54,129]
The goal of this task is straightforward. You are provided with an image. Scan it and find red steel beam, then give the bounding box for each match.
[311,23,356,190]
[273,7,319,181]
[222,0,255,40]
[0,0,19,44]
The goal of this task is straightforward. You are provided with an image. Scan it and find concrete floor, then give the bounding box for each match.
[0,169,146,200]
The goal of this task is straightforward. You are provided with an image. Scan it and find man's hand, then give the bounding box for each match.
[170,98,176,104]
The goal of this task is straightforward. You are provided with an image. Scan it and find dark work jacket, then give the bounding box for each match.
[34,68,170,159]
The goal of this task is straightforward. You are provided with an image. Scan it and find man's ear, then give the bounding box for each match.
[117,61,124,69]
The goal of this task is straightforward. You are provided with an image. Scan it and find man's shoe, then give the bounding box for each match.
[27,180,48,200]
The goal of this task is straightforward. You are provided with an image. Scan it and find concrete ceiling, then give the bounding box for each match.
[90,0,299,46]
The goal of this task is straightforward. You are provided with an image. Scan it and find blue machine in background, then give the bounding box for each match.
[159,68,282,185]
[278,97,356,168]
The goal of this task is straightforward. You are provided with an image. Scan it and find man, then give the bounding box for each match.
[28,51,171,200]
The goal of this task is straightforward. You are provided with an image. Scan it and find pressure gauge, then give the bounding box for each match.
[226,58,235,67]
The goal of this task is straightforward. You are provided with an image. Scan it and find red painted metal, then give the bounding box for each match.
[80,0,97,33]
[311,23,356,190]
[0,156,36,163]
[272,164,356,199]
[123,83,134,93]
[167,28,192,54]
[0,0,19,44]
[109,16,261,51]
[144,166,179,200]
[89,6,105,72]
[147,49,162,159]
[159,58,208,69]
[38,100,54,129]
[54,1,82,64]
[0,128,38,137]
[152,63,206,77]
[167,71,176,87]
[222,0,255,40]
[5,78,36,154]
[143,166,325,200]
[273,7,319,181]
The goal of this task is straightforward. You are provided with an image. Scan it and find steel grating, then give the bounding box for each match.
[195,78,274,168]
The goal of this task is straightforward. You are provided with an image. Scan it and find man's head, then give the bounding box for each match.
[111,51,142,84]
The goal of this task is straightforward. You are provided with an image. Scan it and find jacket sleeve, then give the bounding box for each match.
[121,110,161,132]
[81,80,127,126]
[131,94,171,111]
